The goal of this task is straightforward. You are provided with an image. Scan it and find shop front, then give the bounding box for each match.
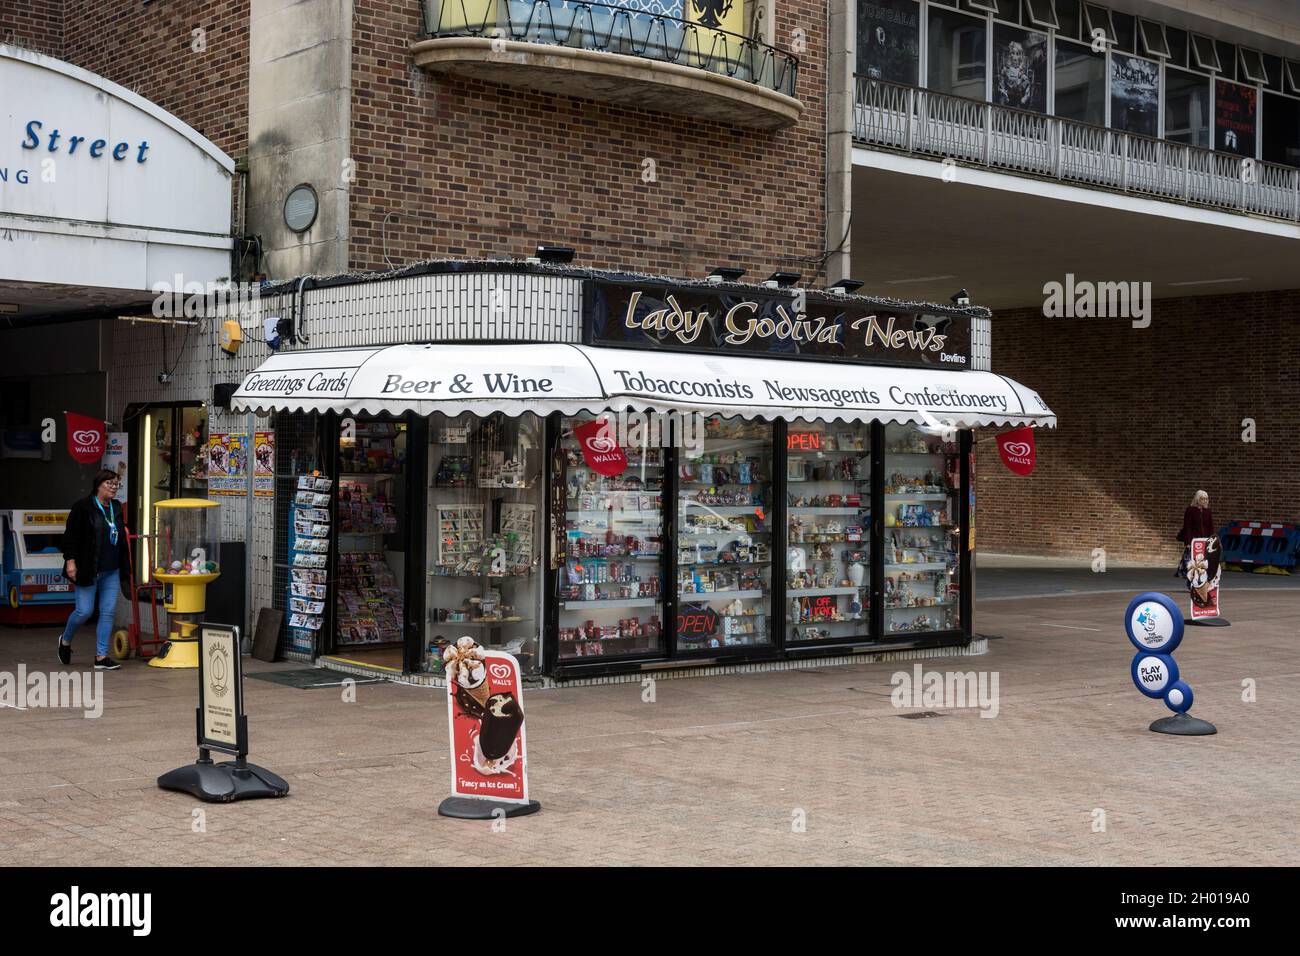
[232,270,1055,680]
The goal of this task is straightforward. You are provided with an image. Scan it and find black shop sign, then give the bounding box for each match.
[585,280,972,369]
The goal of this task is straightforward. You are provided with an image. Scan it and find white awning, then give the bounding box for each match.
[231,343,1056,428]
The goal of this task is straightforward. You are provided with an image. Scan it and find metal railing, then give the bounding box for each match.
[854,76,1300,223]
[423,1,799,98]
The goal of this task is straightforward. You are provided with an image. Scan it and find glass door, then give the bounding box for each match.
[556,415,666,660]
[675,415,773,652]
[882,424,962,635]
[135,404,207,583]
[784,420,872,644]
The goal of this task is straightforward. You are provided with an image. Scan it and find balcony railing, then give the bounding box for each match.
[423,1,799,98]
[855,76,1300,223]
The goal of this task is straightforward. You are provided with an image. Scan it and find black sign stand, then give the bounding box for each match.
[157,623,290,802]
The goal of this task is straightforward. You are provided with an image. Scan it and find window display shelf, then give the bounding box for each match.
[566,511,661,519]
[886,601,956,611]
[441,618,533,627]
[788,507,865,515]
[883,562,948,572]
[677,588,764,601]
[561,597,660,609]
[786,586,863,597]
[680,505,764,516]
[884,493,951,501]
[678,559,770,567]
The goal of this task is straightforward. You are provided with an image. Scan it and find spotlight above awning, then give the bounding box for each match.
[231,343,1056,428]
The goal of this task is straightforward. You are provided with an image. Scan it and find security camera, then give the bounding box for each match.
[158,372,173,385]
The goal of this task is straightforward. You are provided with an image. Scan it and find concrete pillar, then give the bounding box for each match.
[826,0,855,286]
[246,0,353,279]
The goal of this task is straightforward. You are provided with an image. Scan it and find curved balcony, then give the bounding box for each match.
[414,1,802,130]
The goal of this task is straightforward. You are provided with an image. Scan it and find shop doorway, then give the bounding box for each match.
[321,415,410,672]
[127,402,208,585]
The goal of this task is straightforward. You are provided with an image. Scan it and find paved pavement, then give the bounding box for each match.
[1,579,1296,866]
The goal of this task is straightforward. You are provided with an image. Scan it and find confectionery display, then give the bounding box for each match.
[676,416,772,650]
[557,416,665,660]
[883,424,960,633]
[785,421,871,642]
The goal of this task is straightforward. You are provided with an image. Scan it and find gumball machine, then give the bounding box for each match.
[148,498,221,669]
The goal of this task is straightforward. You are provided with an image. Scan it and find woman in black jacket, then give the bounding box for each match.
[58,469,130,669]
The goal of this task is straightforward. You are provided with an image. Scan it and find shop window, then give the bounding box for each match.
[429,412,544,674]
[336,417,407,655]
[1055,0,1081,42]
[1262,92,1300,167]
[1054,39,1106,126]
[1190,34,1220,73]
[857,0,921,86]
[1137,19,1169,60]
[1216,40,1237,82]
[676,416,773,652]
[883,425,961,635]
[785,421,871,645]
[1239,48,1267,87]
[1261,53,1282,93]
[993,21,1048,112]
[1215,79,1258,157]
[1082,3,1115,46]
[1023,0,1057,31]
[928,6,987,100]
[1111,11,1135,53]
[1166,27,1188,69]
[556,414,664,662]
[1164,67,1211,148]
[1286,61,1300,96]
[1111,53,1161,138]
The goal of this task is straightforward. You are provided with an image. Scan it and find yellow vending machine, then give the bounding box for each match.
[149,498,221,669]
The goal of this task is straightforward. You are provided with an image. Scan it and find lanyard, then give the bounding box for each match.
[95,497,118,546]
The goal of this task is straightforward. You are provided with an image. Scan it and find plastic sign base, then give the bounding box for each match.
[438,796,541,820]
[1149,713,1218,736]
[1187,617,1231,627]
[158,759,289,802]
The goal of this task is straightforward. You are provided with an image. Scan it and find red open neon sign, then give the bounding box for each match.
[787,431,824,451]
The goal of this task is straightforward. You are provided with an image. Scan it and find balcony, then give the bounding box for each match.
[413,1,802,130]
[855,77,1300,224]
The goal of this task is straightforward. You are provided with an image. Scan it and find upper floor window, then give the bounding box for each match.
[859,0,921,85]
[993,21,1047,112]
[928,5,986,99]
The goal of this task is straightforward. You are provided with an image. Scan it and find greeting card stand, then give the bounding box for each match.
[1149,713,1218,735]
[438,796,541,819]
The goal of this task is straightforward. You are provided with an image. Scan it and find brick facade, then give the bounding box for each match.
[349,2,827,279]
[2,0,63,56]
[976,289,1300,564]
[51,1,249,162]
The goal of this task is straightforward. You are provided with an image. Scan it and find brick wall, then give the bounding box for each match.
[349,1,827,279]
[976,289,1300,564]
[60,1,249,162]
[2,0,63,56]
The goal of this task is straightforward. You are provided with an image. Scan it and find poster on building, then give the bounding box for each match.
[207,433,250,496]
[1215,79,1257,157]
[253,431,275,498]
[101,432,128,502]
[993,23,1047,113]
[1186,536,1222,619]
[857,0,920,85]
[1110,54,1160,138]
[443,638,530,805]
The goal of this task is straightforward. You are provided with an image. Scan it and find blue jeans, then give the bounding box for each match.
[60,570,120,658]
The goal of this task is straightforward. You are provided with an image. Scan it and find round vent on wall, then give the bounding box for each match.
[283,183,319,233]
